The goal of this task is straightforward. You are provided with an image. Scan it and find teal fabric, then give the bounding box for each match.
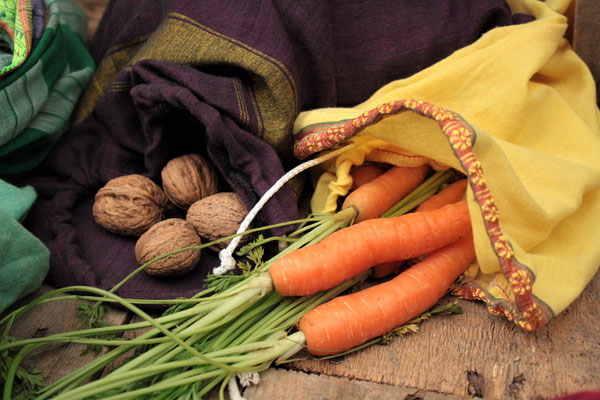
[0,179,49,313]
[0,179,36,221]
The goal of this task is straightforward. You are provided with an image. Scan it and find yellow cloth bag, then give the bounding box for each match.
[292,0,600,330]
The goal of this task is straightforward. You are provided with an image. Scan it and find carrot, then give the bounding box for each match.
[349,164,387,190]
[372,178,469,278]
[269,201,471,296]
[415,178,468,212]
[342,164,429,223]
[299,232,475,355]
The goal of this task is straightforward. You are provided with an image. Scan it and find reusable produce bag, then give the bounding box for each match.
[293,0,600,330]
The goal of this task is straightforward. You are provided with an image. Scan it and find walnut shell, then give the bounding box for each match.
[161,154,219,210]
[135,218,202,277]
[186,192,249,250]
[93,174,168,236]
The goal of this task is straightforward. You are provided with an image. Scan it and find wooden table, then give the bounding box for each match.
[5,1,600,399]
[7,270,600,399]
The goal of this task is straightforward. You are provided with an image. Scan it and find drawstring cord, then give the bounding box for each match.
[213,143,353,275]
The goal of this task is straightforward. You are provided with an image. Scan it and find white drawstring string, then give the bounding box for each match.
[226,368,264,399]
[213,143,353,275]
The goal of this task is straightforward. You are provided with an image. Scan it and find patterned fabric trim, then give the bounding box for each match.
[0,0,33,77]
[293,98,554,331]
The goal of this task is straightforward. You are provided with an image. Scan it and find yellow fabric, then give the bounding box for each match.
[309,135,449,214]
[293,0,600,325]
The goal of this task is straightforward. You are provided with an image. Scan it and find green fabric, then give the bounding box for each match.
[0,179,48,314]
[0,177,35,220]
[0,0,93,313]
[0,0,94,180]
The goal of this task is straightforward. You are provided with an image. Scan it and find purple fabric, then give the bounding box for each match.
[31,0,46,48]
[21,0,533,307]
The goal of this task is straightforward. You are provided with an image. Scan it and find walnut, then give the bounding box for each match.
[135,218,202,277]
[186,192,249,250]
[161,154,219,210]
[93,174,168,236]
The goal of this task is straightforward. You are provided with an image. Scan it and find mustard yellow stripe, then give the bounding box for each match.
[248,84,264,139]
[106,34,151,56]
[73,37,147,124]
[170,12,298,112]
[233,77,249,126]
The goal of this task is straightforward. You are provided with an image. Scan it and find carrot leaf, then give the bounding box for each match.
[0,337,45,399]
[381,169,457,218]
[386,299,463,340]
[205,238,267,293]
[75,302,118,356]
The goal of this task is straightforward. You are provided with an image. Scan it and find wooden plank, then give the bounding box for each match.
[244,368,462,400]
[73,0,110,42]
[99,315,154,378]
[291,270,600,399]
[573,0,600,104]
[6,284,131,385]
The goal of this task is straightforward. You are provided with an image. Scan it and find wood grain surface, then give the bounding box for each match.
[75,0,109,42]
[245,368,462,400]
[573,0,600,104]
[6,270,599,399]
[7,286,131,384]
[4,1,599,399]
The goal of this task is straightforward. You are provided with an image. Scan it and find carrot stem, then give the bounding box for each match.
[381,169,456,218]
[205,292,283,351]
[49,340,283,400]
[0,299,224,353]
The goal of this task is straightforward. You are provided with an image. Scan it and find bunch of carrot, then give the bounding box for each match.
[270,165,473,355]
[0,160,474,399]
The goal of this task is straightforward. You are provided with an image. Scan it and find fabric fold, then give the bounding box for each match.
[0,179,49,314]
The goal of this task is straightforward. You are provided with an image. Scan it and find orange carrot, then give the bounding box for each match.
[415,178,468,212]
[349,164,387,190]
[299,232,475,355]
[372,178,469,278]
[342,164,429,223]
[269,201,471,296]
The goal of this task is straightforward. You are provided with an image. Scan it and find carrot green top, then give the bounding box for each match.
[292,0,600,331]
